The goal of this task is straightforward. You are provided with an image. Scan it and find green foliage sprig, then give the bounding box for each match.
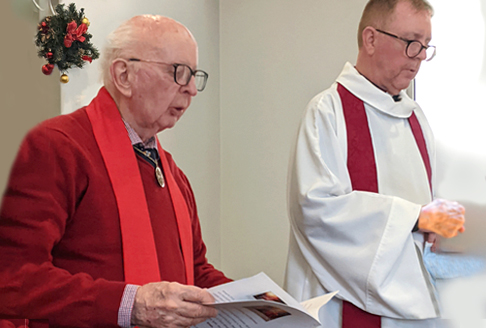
[35,3,99,80]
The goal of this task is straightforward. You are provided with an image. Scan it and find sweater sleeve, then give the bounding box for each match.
[0,123,126,328]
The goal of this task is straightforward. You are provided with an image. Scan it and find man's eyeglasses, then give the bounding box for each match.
[128,58,209,91]
[375,29,436,61]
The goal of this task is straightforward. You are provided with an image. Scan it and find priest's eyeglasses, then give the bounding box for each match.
[375,29,436,61]
[128,58,209,91]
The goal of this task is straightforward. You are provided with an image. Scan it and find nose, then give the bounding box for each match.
[181,75,198,96]
[417,46,428,61]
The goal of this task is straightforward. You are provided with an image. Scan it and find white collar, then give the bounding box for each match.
[336,62,418,118]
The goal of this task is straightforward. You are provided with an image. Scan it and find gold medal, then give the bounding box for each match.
[155,166,165,188]
[134,145,165,188]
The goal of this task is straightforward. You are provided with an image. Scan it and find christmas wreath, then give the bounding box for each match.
[35,3,99,83]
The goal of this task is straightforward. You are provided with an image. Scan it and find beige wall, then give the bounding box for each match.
[0,0,60,193]
[219,0,368,284]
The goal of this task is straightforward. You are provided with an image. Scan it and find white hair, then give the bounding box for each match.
[100,19,138,86]
[99,15,197,87]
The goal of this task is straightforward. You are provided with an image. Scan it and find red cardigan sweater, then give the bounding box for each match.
[0,105,230,327]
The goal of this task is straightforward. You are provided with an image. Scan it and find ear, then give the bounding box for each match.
[110,59,132,98]
[361,26,377,56]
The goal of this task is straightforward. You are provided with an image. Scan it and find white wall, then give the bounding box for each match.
[415,0,486,257]
[415,3,486,324]
[219,0,368,284]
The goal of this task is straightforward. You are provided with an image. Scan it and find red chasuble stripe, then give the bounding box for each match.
[86,88,161,285]
[409,112,432,191]
[338,83,382,328]
[338,84,378,193]
[337,83,433,327]
[158,141,194,285]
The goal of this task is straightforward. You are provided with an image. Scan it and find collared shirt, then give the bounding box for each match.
[122,119,158,149]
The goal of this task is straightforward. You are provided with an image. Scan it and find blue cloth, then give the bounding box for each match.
[423,243,486,282]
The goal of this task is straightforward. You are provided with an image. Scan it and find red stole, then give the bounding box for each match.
[85,87,194,285]
[337,83,432,328]
[157,142,194,284]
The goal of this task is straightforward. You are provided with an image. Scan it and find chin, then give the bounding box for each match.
[395,80,413,93]
[163,120,179,130]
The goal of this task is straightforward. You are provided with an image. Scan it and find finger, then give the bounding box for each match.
[424,233,436,251]
[177,301,218,319]
[181,286,216,305]
[426,233,436,243]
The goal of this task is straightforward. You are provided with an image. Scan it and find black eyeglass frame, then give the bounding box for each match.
[128,58,209,91]
[375,29,436,61]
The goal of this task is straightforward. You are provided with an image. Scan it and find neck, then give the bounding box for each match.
[355,60,400,98]
[126,120,155,143]
[117,105,156,144]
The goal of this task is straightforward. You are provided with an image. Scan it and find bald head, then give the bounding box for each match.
[125,15,196,46]
[100,15,200,140]
[357,0,433,48]
[101,15,197,87]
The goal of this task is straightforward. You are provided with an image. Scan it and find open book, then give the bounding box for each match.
[194,272,338,328]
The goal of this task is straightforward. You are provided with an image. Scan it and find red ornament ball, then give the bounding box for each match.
[42,64,54,75]
[46,52,53,59]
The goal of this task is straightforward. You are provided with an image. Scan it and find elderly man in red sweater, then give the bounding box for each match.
[0,15,230,328]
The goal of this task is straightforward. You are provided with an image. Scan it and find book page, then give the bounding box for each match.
[193,272,337,328]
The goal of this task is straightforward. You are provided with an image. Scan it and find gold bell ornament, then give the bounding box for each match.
[60,74,69,83]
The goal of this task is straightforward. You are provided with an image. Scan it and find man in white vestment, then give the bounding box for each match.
[284,0,466,327]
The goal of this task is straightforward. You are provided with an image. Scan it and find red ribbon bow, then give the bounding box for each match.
[64,21,87,48]
[82,56,93,63]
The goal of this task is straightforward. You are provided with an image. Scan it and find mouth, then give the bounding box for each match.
[403,68,418,78]
[169,106,186,117]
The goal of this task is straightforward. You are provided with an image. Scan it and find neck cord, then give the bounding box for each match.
[134,146,165,188]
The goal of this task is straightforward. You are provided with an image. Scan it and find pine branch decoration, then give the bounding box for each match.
[35,3,99,83]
